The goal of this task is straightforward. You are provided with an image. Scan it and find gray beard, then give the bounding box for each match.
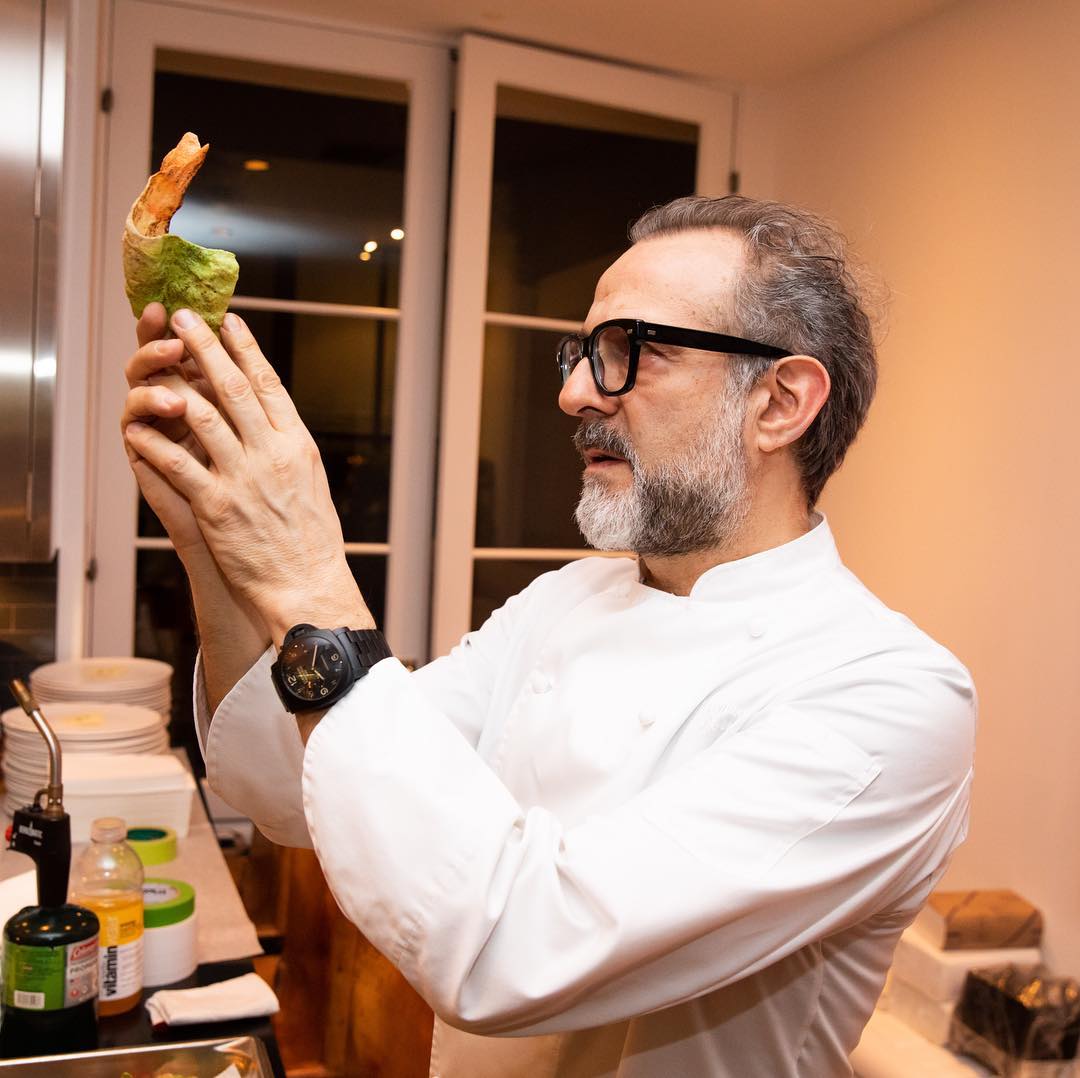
[573,395,751,557]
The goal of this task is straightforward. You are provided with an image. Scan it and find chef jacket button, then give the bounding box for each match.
[639,711,656,728]
[530,671,552,694]
[748,616,767,639]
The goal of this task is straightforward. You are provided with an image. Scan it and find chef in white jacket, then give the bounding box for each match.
[121,195,976,1077]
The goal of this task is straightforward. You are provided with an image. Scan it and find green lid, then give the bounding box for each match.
[142,878,195,928]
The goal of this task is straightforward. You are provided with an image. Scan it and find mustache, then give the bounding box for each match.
[572,420,638,468]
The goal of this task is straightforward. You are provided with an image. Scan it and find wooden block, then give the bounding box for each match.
[912,890,1042,951]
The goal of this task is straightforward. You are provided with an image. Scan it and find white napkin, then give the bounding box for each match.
[144,972,279,1026]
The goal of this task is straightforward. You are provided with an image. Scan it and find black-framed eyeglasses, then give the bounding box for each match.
[556,318,793,396]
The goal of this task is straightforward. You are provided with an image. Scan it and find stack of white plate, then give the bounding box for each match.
[29,657,172,720]
[1,701,169,817]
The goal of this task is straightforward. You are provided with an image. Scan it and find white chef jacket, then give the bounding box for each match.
[195,514,976,1077]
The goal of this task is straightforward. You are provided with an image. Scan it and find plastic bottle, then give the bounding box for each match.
[71,817,144,1016]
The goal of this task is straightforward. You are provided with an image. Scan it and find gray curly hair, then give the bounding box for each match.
[628,195,879,508]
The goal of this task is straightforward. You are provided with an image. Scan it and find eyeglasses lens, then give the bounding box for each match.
[558,337,583,384]
[594,325,631,392]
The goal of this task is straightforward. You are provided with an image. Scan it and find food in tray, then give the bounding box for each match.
[122,131,239,334]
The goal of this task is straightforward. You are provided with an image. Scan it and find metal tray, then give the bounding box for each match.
[0,1034,272,1075]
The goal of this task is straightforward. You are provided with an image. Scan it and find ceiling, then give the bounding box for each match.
[229,0,959,83]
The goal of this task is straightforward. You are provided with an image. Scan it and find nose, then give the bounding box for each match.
[558,355,619,419]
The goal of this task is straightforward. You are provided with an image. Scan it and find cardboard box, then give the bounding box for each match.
[913,890,1042,951]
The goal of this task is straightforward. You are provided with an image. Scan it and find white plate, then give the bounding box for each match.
[2,702,164,740]
[30,657,172,690]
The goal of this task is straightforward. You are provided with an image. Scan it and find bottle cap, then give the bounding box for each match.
[90,816,127,843]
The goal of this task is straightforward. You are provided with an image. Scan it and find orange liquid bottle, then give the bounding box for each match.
[71,818,144,1016]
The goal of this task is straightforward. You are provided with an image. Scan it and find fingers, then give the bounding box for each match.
[126,336,186,388]
[150,374,245,472]
[170,309,275,444]
[220,313,303,432]
[136,302,169,348]
[124,421,216,504]
[120,384,186,439]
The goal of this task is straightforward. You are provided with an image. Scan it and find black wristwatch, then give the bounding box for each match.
[271,624,393,713]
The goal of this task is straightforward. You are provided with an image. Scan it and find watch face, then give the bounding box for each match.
[281,633,349,704]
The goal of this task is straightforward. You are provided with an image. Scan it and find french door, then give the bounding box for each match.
[431,34,733,656]
[89,0,450,670]
[86,13,735,676]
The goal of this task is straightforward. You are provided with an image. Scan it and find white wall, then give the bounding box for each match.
[754,0,1080,972]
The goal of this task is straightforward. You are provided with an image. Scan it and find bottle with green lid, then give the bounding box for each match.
[71,817,144,1016]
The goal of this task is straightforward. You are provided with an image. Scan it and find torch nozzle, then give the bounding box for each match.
[8,678,64,819]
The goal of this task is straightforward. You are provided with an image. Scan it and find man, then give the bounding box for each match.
[121,196,975,1077]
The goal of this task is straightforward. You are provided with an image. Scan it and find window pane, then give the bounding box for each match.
[475,326,583,549]
[487,87,698,322]
[346,554,387,630]
[134,549,193,750]
[152,51,407,307]
[0,558,57,711]
[472,558,569,632]
[138,313,396,543]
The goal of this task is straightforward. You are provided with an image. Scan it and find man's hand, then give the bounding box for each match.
[123,308,373,647]
[121,302,272,712]
[121,302,217,562]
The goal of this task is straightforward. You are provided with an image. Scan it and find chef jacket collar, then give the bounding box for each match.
[632,512,839,605]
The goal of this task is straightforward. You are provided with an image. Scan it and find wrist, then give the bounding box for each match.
[266,593,376,650]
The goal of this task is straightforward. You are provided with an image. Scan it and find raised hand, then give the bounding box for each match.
[121,302,220,561]
[121,302,273,711]
[122,308,373,646]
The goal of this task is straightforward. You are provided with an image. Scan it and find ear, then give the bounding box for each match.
[749,355,831,454]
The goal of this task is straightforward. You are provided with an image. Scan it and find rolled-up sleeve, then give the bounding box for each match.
[300,655,975,1036]
[194,646,313,847]
[194,574,533,847]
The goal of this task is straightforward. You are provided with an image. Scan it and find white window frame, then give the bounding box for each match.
[88,0,451,663]
[431,33,735,657]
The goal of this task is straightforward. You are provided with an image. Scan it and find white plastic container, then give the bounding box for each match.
[61,754,196,842]
[142,878,197,986]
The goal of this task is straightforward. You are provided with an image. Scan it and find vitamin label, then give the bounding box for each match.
[100,936,144,1000]
[95,900,144,1001]
[2,936,99,1010]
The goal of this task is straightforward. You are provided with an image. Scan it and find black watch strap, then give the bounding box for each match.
[342,628,394,669]
[272,626,394,714]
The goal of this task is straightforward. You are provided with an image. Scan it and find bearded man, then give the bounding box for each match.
[121,195,975,1077]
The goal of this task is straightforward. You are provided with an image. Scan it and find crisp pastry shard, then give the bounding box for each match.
[122,131,239,333]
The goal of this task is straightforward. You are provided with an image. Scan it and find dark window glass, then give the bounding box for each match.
[151,52,407,307]
[475,325,583,549]
[135,549,194,751]
[487,88,698,322]
[346,555,387,631]
[138,312,396,544]
[0,558,57,711]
